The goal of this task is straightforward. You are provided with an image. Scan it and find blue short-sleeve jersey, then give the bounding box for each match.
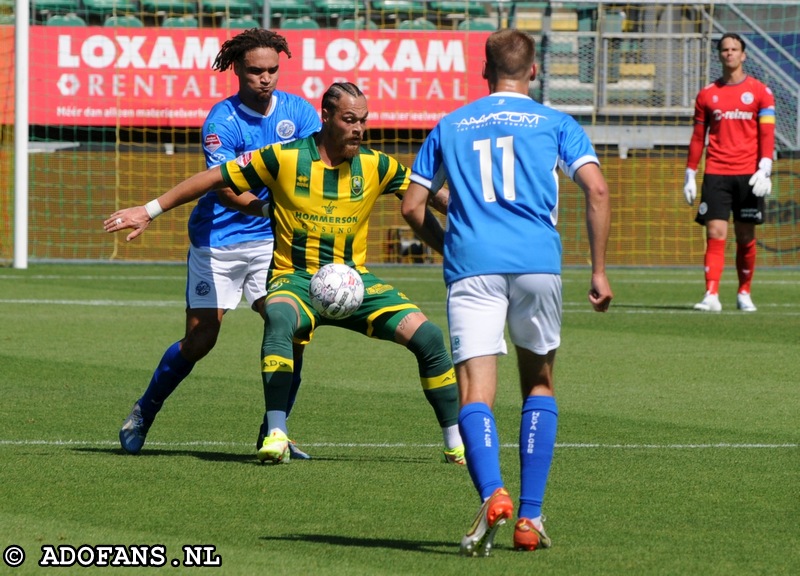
[410,92,599,285]
[189,90,321,248]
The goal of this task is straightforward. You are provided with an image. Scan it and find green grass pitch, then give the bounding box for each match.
[1,264,798,575]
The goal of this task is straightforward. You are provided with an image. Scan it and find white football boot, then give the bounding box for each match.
[736,292,757,312]
[693,292,722,312]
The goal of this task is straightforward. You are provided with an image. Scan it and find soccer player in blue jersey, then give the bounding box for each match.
[402,29,613,556]
[106,82,465,466]
[113,29,321,457]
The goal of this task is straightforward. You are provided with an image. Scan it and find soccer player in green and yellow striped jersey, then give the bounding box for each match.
[105,82,465,465]
[221,121,409,279]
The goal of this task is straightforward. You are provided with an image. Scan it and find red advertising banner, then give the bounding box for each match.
[0,26,14,125]
[26,27,489,129]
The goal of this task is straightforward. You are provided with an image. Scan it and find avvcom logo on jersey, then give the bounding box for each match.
[454,112,547,130]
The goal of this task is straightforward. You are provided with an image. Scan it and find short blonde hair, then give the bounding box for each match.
[485,29,536,82]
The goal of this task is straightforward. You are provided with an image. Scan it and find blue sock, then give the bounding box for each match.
[138,341,195,420]
[459,402,503,501]
[518,395,558,520]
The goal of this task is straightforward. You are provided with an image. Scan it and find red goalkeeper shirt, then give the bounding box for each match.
[687,75,775,175]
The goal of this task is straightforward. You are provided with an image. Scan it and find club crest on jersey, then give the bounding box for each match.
[741,92,754,105]
[350,176,364,197]
[204,133,222,153]
[235,152,253,168]
[195,281,211,296]
[276,120,296,140]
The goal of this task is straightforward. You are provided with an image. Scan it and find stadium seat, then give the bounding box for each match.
[201,0,253,18]
[509,2,545,31]
[430,1,485,17]
[279,16,320,29]
[312,0,367,25]
[429,0,485,28]
[457,17,495,31]
[104,14,144,26]
[337,16,377,29]
[46,12,87,24]
[371,0,425,23]
[253,0,313,20]
[397,17,436,30]
[82,0,139,20]
[31,0,81,18]
[551,9,579,31]
[162,14,198,26]
[140,0,197,17]
[222,15,259,28]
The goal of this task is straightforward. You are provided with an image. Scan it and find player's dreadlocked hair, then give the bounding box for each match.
[321,82,364,112]
[212,29,292,72]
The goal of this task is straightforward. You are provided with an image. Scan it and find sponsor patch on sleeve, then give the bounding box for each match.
[235,152,253,168]
[204,133,222,153]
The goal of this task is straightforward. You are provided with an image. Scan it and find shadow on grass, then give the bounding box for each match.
[260,533,455,555]
[72,446,258,464]
[70,447,432,465]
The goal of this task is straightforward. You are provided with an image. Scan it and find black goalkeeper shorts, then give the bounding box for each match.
[695,173,765,225]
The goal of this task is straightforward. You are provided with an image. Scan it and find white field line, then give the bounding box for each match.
[0,439,796,449]
[1,298,799,314]
[0,299,184,307]
[1,274,799,286]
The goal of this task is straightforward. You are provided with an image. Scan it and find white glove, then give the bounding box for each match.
[748,158,773,197]
[683,168,697,205]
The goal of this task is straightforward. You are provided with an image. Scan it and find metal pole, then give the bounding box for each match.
[262,0,272,29]
[13,0,29,269]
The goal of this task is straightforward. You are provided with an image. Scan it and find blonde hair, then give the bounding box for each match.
[485,29,536,83]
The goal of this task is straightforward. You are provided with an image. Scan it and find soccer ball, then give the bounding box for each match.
[308,263,365,320]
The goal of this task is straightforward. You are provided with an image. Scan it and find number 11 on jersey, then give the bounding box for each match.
[473,136,516,203]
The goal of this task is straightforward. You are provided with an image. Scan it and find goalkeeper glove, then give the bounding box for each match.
[748,158,772,197]
[683,168,697,205]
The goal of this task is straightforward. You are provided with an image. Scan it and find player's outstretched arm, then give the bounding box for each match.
[574,162,613,312]
[402,182,445,254]
[104,166,226,242]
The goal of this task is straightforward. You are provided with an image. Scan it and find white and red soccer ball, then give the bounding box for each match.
[308,263,365,320]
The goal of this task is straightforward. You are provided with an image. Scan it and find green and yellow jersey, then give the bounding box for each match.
[220,135,409,277]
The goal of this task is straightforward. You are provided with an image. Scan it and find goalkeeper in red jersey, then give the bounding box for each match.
[683,33,775,312]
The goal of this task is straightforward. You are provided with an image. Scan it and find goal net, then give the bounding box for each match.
[1,1,798,267]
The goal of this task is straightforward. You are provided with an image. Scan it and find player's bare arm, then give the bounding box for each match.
[104,166,227,242]
[216,187,269,217]
[402,182,445,254]
[574,162,613,312]
[427,187,449,215]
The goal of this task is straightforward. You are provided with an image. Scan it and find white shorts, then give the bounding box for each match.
[186,240,274,310]
[447,274,562,364]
